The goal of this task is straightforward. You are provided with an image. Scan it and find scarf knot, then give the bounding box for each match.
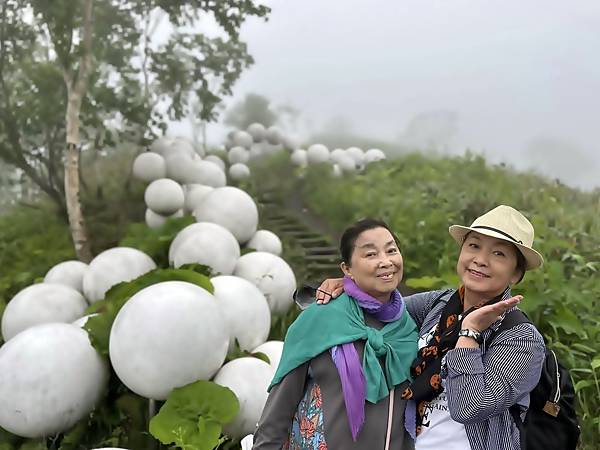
[366,328,386,356]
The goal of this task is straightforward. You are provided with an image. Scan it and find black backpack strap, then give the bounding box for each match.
[430,288,453,309]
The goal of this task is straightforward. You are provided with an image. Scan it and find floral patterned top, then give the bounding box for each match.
[283,378,328,450]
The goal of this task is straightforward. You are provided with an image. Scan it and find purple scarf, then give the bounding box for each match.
[330,276,404,440]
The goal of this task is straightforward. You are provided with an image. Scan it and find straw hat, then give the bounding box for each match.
[448,205,544,270]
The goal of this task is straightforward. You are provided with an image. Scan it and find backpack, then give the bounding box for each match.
[488,309,581,450]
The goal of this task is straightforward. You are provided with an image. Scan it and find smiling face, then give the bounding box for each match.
[457,232,523,303]
[341,226,403,302]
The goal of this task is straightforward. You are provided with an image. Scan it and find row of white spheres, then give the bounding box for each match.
[291,144,387,175]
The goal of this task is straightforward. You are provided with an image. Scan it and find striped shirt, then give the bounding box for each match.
[404,289,545,450]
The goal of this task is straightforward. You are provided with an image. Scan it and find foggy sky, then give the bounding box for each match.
[180,1,600,189]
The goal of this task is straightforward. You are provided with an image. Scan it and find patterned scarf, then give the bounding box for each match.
[400,286,511,435]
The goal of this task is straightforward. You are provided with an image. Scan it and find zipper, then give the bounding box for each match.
[385,388,395,450]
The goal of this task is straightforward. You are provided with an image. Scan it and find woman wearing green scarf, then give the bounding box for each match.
[252,219,418,449]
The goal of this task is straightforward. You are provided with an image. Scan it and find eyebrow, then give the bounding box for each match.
[357,240,396,249]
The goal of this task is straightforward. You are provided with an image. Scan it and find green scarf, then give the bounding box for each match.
[269,293,418,403]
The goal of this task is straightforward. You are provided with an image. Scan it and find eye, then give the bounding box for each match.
[387,247,398,254]
[468,242,479,249]
[493,250,506,257]
[365,252,376,257]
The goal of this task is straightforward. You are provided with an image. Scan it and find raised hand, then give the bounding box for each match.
[461,295,523,332]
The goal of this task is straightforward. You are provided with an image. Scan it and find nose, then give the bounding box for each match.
[473,254,489,267]
[378,257,393,267]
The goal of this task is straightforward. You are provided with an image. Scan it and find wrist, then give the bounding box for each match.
[458,328,483,344]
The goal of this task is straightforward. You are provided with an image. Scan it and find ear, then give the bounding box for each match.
[340,261,352,278]
[510,268,523,285]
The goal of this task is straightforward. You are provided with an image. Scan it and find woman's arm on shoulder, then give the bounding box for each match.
[444,323,545,424]
[253,362,310,449]
[404,289,447,329]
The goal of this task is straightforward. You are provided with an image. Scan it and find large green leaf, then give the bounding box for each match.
[149,380,239,450]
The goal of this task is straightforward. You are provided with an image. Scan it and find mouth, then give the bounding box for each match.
[467,269,490,279]
[377,272,397,281]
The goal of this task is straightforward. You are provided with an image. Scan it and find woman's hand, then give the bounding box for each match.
[315,278,345,304]
[461,295,523,332]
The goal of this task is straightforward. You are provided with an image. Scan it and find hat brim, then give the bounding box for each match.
[448,225,544,270]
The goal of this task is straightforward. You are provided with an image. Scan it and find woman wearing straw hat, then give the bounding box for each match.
[314,205,546,450]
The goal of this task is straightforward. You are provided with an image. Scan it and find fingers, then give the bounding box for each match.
[315,288,332,304]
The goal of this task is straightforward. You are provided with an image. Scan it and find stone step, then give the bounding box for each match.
[304,246,339,255]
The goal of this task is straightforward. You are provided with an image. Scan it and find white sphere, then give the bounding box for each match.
[164,153,195,184]
[1,284,88,341]
[82,247,157,303]
[193,187,258,244]
[281,135,299,151]
[213,358,273,439]
[149,137,173,155]
[211,276,271,352]
[252,340,284,372]
[307,144,330,164]
[249,142,266,159]
[72,313,98,328]
[246,230,282,256]
[204,154,226,171]
[0,323,108,438]
[346,146,365,165]
[247,123,266,142]
[44,260,88,293]
[109,281,228,400]
[229,163,251,180]
[169,222,240,274]
[132,152,167,183]
[183,184,214,214]
[228,146,250,165]
[233,131,253,149]
[145,208,184,230]
[169,137,197,158]
[330,148,347,164]
[144,178,185,215]
[365,148,387,163]
[234,252,296,314]
[290,149,307,167]
[337,153,357,173]
[265,126,282,145]
[332,164,343,177]
[194,160,227,188]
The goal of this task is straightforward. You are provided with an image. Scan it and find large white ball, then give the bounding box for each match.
[249,142,266,159]
[0,323,109,438]
[1,284,88,341]
[183,184,214,214]
[193,187,258,244]
[204,155,226,171]
[211,276,271,352]
[228,146,250,164]
[247,123,266,142]
[144,178,185,215]
[132,152,167,183]
[330,148,346,164]
[213,358,272,439]
[365,148,387,163]
[109,281,228,400]
[307,144,330,164]
[246,230,282,256]
[149,137,174,155]
[165,153,195,184]
[346,146,365,165]
[233,252,296,314]
[233,131,253,149]
[290,149,307,167]
[281,135,299,151]
[145,208,183,230]
[44,260,88,293]
[82,247,157,303]
[194,160,227,188]
[252,340,284,372]
[169,222,240,274]
[169,137,198,158]
[265,126,282,145]
[337,153,357,173]
[229,163,251,180]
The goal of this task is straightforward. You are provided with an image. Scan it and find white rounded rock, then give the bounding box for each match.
[0,323,108,438]
[169,222,240,275]
[233,131,253,149]
[132,152,167,183]
[346,146,365,165]
[337,153,357,173]
[247,123,266,142]
[330,148,347,164]
[252,340,284,372]
[204,155,226,171]
[183,184,214,214]
[246,230,282,256]
[193,187,258,244]
[145,208,184,230]
[290,149,307,167]
[82,247,157,303]
[165,153,195,184]
[1,284,88,341]
[229,163,251,180]
[169,137,198,158]
[194,160,227,188]
[365,148,387,163]
[228,146,250,165]
[149,137,174,155]
[233,252,296,314]
[213,357,273,439]
[44,260,88,293]
[265,126,282,145]
[211,276,271,352]
[144,178,185,215]
[307,144,330,164]
[109,281,229,400]
[281,135,299,151]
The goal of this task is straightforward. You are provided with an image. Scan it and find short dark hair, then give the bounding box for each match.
[339,218,400,266]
